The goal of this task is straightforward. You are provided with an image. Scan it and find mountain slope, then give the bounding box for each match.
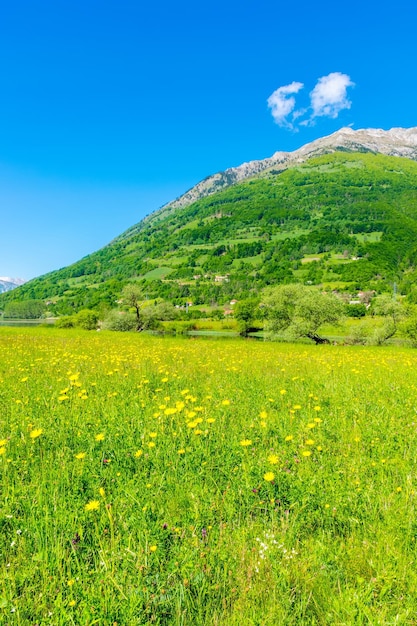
[3,128,417,315]
[120,126,417,240]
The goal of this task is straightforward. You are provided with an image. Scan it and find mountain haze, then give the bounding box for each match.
[3,126,417,315]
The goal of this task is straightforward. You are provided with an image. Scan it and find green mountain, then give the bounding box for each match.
[4,128,417,315]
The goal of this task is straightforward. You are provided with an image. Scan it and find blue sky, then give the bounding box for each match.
[1,0,416,280]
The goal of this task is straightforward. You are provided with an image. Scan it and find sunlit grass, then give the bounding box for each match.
[1,327,417,624]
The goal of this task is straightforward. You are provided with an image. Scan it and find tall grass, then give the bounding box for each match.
[1,327,417,624]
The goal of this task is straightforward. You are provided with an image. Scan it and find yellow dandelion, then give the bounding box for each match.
[85,500,100,512]
[0,439,7,447]
[259,410,268,419]
[280,389,286,395]
[240,439,252,447]
[307,422,316,429]
[285,435,294,441]
[187,421,198,428]
[147,441,156,448]
[150,545,157,552]
[134,449,143,458]
[264,472,275,482]
[305,439,315,445]
[99,487,105,498]
[178,449,185,454]
[206,418,215,424]
[75,452,86,460]
[58,395,69,402]
[221,399,230,406]
[69,600,76,607]
[267,454,279,465]
[149,432,157,438]
[313,406,321,412]
[95,433,105,442]
[293,405,302,410]
[0,447,6,455]
[67,579,75,587]
[29,428,43,439]
[301,450,312,457]
[194,429,203,435]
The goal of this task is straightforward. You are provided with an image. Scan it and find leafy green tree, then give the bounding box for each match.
[369,294,405,344]
[3,299,45,319]
[234,298,261,336]
[262,284,344,344]
[74,309,99,330]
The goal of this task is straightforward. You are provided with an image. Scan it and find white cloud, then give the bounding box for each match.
[310,72,354,119]
[267,72,354,129]
[267,81,304,127]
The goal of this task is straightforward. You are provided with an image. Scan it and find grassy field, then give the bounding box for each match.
[1,328,417,624]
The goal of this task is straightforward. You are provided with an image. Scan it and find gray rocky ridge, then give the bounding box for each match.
[152,126,417,221]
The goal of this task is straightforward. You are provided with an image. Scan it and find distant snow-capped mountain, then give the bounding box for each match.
[0,277,26,293]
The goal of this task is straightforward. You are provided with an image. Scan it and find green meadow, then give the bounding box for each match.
[1,327,417,625]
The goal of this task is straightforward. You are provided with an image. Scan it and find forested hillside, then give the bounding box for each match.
[3,151,417,315]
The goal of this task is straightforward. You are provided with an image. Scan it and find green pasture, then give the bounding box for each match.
[1,328,417,624]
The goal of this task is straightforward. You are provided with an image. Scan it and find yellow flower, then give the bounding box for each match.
[221,399,230,406]
[0,439,7,446]
[0,447,6,455]
[99,487,105,498]
[264,472,275,482]
[149,545,157,552]
[69,600,76,607]
[280,389,287,395]
[285,435,294,441]
[305,439,315,446]
[29,428,43,439]
[178,449,185,454]
[75,452,86,460]
[206,418,215,424]
[85,500,100,512]
[301,450,312,457]
[259,411,267,419]
[67,579,75,587]
[134,449,143,458]
[95,433,105,442]
[267,454,279,465]
[240,439,252,447]
[149,432,157,438]
[147,441,156,448]
[313,406,321,411]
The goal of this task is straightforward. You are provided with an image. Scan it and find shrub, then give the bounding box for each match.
[102,310,137,332]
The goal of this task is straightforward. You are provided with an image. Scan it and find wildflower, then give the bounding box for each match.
[240,439,252,447]
[149,545,157,552]
[267,454,279,465]
[29,428,43,439]
[85,500,100,512]
[178,449,185,454]
[301,450,312,457]
[206,418,215,424]
[74,452,86,460]
[147,441,156,448]
[221,400,230,406]
[95,433,105,442]
[134,449,143,458]
[149,432,157,438]
[259,411,267,419]
[264,472,275,482]
[99,487,105,498]
[0,447,5,455]
[285,435,294,442]
[0,439,7,446]
[305,439,315,445]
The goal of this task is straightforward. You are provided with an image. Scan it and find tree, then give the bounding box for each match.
[262,284,344,344]
[121,284,145,331]
[368,294,405,344]
[234,298,261,336]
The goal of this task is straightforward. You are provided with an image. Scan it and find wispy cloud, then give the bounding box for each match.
[267,72,354,130]
[266,82,304,128]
